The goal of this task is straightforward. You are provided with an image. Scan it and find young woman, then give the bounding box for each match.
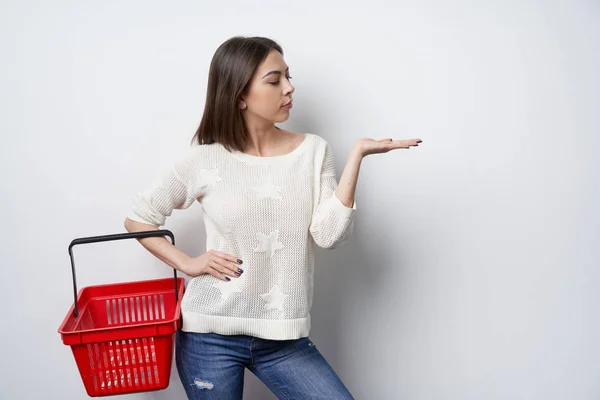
[125,36,421,400]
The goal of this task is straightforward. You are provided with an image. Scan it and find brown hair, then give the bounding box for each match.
[191,36,283,152]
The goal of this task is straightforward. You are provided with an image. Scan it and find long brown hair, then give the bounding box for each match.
[191,36,283,152]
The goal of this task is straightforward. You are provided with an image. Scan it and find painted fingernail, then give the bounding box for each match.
[234,272,241,276]
[237,268,243,273]
[237,259,243,264]
[225,277,231,281]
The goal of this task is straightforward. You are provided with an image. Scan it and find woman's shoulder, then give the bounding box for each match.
[300,133,330,154]
[282,130,328,148]
[171,142,224,170]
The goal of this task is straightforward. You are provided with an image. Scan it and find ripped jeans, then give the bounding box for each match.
[175,330,354,399]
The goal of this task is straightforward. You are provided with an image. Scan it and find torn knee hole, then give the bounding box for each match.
[192,378,214,390]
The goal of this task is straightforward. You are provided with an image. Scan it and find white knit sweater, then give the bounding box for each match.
[127,133,356,340]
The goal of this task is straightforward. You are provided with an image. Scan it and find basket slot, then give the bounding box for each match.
[127,339,140,386]
[100,342,110,390]
[118,299,124,324]
[119,340,131,387]
[141,297,147,321]
[107,341,117,389]
[129,297,136,322]
[124,297,130,323]
[135,339,145,385]
[106,301,111,325]
[82,336,162,394]
[112,300,118,324]
[136,297,142,322]
[143,338,153,385]
[105,294,166,327]
[154,295,165,319]
[87,343,98,392]
[147,297,152,321]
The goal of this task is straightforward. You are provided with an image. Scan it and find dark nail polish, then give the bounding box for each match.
[237,259,243,264]
[237,268,243,273]
[234,272,241,277]
[225,277,231,281]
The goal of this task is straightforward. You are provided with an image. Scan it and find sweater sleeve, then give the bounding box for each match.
[309,141,357,249]
[127,155,200,227]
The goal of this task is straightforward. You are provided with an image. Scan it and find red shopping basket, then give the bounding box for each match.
[58,230,185,397]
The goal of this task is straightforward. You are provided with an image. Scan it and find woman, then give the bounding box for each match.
[125,36,421,400]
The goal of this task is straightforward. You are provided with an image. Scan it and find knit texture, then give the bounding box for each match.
[127,133,356,340]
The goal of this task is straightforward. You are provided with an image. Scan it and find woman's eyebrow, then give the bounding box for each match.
[262,67,290,79]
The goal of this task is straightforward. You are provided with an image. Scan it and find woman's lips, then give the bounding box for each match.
[283,102,293,109]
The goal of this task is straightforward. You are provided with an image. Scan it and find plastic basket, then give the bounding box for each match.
[57,230,185,397]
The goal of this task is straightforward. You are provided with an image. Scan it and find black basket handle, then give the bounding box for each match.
[68,229,178,318]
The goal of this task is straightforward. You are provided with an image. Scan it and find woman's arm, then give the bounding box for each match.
[124,218,191,272]
[335,147,362,208]
[335,137,423,207]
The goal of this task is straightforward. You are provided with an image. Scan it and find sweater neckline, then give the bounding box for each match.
[228,133,312,165]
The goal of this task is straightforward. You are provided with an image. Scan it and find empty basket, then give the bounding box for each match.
[58,230,185,397]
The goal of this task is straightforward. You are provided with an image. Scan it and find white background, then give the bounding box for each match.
[1,0,599,399]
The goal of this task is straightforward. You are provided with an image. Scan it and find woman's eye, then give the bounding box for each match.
[269,76,292,86]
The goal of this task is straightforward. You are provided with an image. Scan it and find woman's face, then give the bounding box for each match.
[242,49,294,124]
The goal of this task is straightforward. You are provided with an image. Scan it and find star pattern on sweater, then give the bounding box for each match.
[253,230,285,257]
[212,279,242,300]
[251,183,282,200]
[260,284,289,311]
[200,168,223,187]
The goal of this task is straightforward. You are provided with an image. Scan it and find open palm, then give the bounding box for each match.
[355,137,422,157]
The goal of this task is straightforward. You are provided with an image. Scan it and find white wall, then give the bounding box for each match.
[2,0,599,399]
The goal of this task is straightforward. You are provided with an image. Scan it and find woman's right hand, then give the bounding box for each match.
[179,249,244,280]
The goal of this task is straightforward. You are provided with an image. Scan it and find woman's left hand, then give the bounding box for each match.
[353,137,422,158]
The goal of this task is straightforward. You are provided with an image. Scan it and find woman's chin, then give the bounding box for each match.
[274,111,290,123]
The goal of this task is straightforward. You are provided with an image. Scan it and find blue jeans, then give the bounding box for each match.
[175,330,354,399]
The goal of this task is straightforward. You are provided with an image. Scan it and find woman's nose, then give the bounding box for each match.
[284,80,294,95]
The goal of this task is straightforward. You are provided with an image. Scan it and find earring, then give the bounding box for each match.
[240,103,247,110]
